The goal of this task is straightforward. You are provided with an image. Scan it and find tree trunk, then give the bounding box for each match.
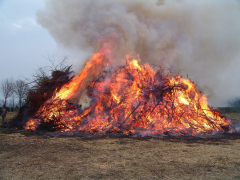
[13,93,15,108]
[19,97,22,107]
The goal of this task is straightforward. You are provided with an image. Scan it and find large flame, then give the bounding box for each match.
[24,46,231,136]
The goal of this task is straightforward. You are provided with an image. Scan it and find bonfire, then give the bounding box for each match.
[24,44,232,137]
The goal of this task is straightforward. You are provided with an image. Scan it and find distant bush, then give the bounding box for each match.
[228,97,240,107]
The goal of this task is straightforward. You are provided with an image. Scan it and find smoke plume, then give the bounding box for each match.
[36,0,240,106]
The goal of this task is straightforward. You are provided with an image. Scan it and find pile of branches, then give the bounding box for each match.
[8,61,74,129]
[79,65,227,135]
[23,62,231,136]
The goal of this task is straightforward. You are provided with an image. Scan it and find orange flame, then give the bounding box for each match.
[24,47,231,136]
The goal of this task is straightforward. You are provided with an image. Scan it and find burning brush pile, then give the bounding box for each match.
[20,46,232,137]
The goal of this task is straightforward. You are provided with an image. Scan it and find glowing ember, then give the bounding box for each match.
[24,47,231,136]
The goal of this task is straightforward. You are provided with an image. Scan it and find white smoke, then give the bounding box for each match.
[36,0,240,106]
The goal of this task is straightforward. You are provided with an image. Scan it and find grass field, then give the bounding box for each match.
[0,112,240,179]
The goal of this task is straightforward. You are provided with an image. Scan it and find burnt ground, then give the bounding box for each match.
[1,112,240,180]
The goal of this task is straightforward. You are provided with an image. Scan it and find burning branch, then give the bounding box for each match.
[22,56,231,137]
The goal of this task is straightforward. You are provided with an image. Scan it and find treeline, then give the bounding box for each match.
[0,78,29,108]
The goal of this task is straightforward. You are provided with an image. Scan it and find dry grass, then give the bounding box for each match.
[5,112,18,121]
[224,112,240,125]
[0,112,240,180]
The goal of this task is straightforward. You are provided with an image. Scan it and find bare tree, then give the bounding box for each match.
[14,80,29,107]
[10,92,15,109]
[1,79,14,106]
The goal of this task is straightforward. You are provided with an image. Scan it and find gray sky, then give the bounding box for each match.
[0,0,62,85]
[1,0,240,107]
[0,0,76,101]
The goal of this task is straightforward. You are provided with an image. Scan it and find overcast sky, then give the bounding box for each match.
[0,0,72,100]
[0,0,69,81]
[1,0,240,107]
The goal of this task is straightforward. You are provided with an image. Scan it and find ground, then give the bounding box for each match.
[1,112,240,180]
